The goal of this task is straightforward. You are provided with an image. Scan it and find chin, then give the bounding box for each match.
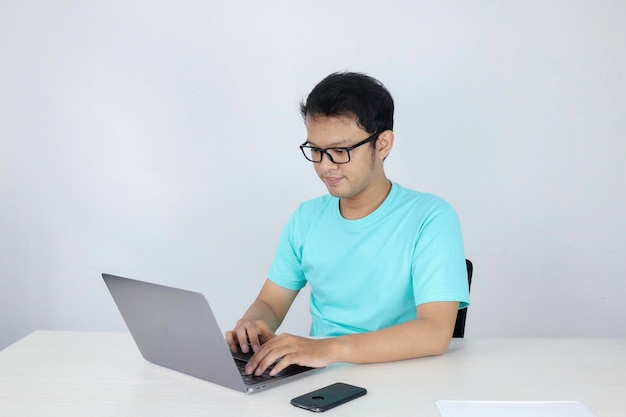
[324,187,340,197]
[325,186,355,200]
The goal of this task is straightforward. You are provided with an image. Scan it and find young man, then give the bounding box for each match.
[226,72,469,377]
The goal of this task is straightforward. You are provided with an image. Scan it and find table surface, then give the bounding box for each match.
[0,331,624,417]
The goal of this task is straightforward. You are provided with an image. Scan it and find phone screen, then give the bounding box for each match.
[290,382,367,412]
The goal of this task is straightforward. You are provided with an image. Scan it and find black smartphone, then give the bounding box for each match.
[290,382,367,412]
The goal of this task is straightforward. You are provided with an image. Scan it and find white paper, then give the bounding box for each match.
[436,400,598,417]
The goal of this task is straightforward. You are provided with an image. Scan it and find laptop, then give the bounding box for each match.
[102,273,320,393]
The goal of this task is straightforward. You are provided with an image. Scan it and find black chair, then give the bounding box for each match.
[452,259,473,338]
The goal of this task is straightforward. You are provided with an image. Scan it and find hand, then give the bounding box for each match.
[226,319,277,354]
[245,333,336,376]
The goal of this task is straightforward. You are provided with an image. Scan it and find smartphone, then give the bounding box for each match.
[290,382,367,412]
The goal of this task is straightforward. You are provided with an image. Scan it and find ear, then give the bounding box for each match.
[376,130,394,160]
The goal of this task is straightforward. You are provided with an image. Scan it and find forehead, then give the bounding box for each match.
[305,115,367,146]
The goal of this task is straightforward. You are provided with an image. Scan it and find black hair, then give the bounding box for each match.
[300,72,394,134]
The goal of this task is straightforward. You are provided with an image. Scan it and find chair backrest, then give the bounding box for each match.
[452,259,473,338]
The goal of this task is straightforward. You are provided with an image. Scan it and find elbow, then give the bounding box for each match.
[431,338,452,356]
[421,331,453,357]
[434,327,455,356]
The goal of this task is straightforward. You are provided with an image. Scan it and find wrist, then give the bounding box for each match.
[326,336,352,363]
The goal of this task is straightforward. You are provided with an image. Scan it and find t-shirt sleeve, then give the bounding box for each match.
[267,210,308,291]
[412,205,470,309]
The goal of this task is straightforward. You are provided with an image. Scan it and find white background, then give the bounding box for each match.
[1,1,625,350]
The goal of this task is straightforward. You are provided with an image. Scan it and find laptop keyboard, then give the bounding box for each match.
[235,358,274,384]
[234,357,315,385]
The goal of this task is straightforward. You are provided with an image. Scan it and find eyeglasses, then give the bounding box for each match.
[299,132,379,164]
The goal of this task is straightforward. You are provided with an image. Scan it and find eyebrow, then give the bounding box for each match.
[305,138,354,148]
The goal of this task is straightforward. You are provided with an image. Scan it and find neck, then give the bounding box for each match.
[339,177,392,220]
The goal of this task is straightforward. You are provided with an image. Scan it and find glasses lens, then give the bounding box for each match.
[301,146,351,163]
[302,147,321,162]
[326,149,349,163]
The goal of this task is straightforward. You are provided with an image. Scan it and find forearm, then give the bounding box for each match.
[237,279,298,332]
[239,300,283,332]
[246,303,457,376]
[328,317,454,364]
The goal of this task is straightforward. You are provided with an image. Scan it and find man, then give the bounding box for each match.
[226,72,469,377]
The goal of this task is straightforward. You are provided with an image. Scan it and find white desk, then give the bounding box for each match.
[0,331,624,417]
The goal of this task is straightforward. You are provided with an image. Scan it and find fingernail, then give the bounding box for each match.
[245,365,253,374]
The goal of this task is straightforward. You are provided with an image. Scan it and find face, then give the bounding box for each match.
[304,115,387,200]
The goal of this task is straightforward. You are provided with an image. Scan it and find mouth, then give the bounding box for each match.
[323,176,343,186]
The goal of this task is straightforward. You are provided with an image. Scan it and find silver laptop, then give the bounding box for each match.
[102,273,320,393]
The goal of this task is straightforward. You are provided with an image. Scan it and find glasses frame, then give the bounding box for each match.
[299,132,380,164]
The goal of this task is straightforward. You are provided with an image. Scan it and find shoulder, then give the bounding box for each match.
[283,193,337,231]
[294,193,337,216]
[390,182,456,217]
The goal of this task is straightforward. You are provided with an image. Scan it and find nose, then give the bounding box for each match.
[319,152,338,169]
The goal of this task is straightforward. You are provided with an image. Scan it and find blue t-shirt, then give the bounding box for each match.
[268,182,470,337]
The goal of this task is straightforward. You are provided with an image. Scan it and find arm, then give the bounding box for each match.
[246,300,459,376]
[330,300,459,362]
[225,279,299,353]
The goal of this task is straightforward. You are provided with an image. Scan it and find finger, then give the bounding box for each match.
[225,331,239,353]
[234,327,251,353]
[269,354,296,376]
[245,352,264,375]
[249,321,277,351]
[259,328,277,344]
[245,328,262,353]
[245,343,278,375]
[250,342,293,376]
